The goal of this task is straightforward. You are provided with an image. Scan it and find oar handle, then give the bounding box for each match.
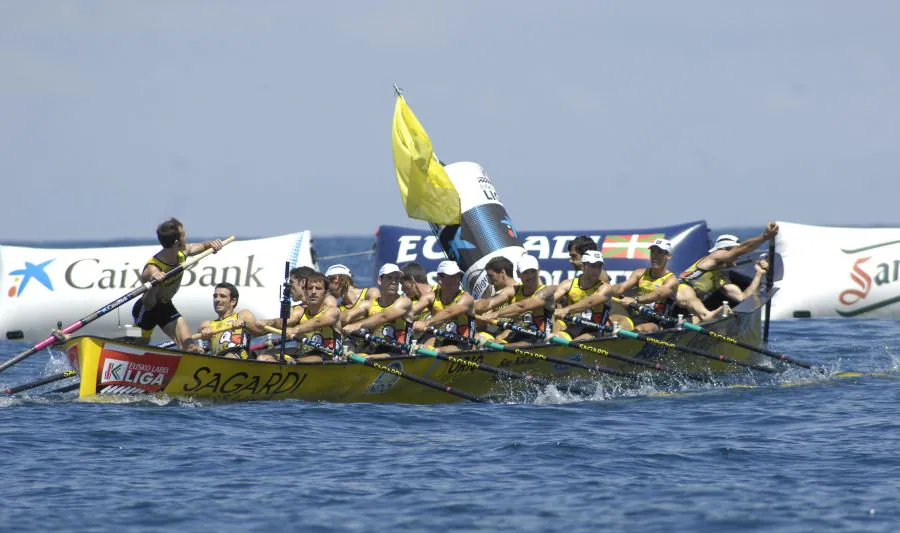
[426,326,479,347]
[0,237,237,375]
[189,321,241,341]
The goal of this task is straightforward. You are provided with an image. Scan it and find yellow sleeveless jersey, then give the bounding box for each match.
[679,259,728,298]
[145,251,186,304]
[208,312,247,359]
[299,305,337,350]
[511,283,548,328]
[368,297,410,343]
[566,276,607,322]
[339,287,369,312]
[430,288,473,337]
[637,269,676,315]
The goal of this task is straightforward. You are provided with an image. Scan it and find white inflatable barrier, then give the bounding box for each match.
[0,232,316,341]
[772,222,900,319]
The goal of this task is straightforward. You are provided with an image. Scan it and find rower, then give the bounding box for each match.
[411,260,476,352]
[131,217,223,352]
[677,222,779,312]
[551,250,613,340]
[479,254,558,345]
[474,256,518,315]
[568,235,611,283]
[614,238,681,333]
[196,282,258,359]
[254,266,337,332]
[343,263,413,357]
[286,271,342,363]
[401,262,435,323]
[326,264,379,326]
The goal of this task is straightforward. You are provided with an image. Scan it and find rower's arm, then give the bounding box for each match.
[490,294,545,319]
[289,307,340,338]
[474,286,516,313]
[635,274,679,304]
[550,279,574,308]
[185,239,223,256]
[718,223,779,263]
[237,309,258,331]
[140,263,164,283]
[423,294,475,329]
[611,270,642,297]
[352,297,412,330]
[410,291,434,317]
[197,320,212,332]
[366,287,381,301]
[559,285,611,315]
[341,301,371,325]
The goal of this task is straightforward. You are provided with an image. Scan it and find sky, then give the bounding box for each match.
[1,1,898,241]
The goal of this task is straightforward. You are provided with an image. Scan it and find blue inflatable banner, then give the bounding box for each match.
[374,221,711,286]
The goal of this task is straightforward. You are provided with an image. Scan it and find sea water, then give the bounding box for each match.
[1,234,899,532]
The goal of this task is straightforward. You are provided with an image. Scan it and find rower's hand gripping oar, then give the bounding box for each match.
[299,336,484,403]
[0,236,237,375]
[612,296,815,370]
[356,329,551,387]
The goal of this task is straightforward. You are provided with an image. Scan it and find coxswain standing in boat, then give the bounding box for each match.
[284,271,342,363]
[478,254,558,345]
[132,218,223,352]
[411,260,476,352]
[326,264,379,326]
[196,282,258,359]
[343,263,413,357]
[401,262,435,323]
[568,235,611,283]
[676,222,779,312]
[613,238,683,333]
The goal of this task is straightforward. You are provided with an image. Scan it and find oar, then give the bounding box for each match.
[354,330,552,387]
[2,370,77,396]
[49,382,81,394]
[189,322,240,341]
[298,337,484,403]
[0,236,237,375]
[613,297,815,370]
[472,321,641,379]
[483,319,704,380]
[581,317,776,374]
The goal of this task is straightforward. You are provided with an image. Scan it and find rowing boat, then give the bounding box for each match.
[60,293,770,403]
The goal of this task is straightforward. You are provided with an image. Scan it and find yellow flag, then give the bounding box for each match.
[391,96,461,225]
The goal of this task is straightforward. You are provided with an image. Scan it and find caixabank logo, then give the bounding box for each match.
[836,239,900,317]
[6,259,55,298]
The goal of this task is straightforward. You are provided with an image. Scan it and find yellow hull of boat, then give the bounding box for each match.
[61,304,766,404]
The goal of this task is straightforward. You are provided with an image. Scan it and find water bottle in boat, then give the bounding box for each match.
[721,300,731,317]
[430,162,527,298]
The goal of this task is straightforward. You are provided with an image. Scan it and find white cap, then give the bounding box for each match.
[325,264,351,277]
[581,250,605,265]
[517,254,540,273]
[649,238,672,253]
[709,234,740,253]
[436,260,463,276]
[378,263,401,277]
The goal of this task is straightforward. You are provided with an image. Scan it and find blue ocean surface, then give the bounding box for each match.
[2,233,900,532]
